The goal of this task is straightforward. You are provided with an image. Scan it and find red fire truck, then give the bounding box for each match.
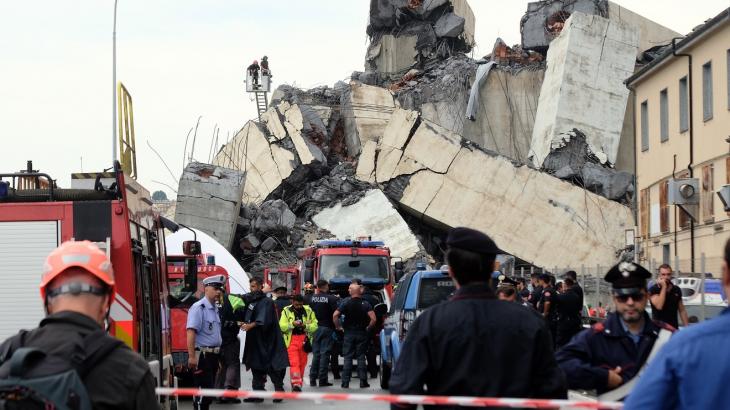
[166,253,229,385]
[295,239,401,306]
[0,162,191,409]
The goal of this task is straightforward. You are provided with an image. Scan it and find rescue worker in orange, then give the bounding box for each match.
[279,294,317,392]
[0,241,158,409]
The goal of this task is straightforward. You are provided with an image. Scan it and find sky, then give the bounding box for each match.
[1,0,728,197]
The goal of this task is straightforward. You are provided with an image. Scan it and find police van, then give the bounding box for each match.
[379,267,455,389]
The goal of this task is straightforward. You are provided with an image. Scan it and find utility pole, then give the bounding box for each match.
[112,0,119,164]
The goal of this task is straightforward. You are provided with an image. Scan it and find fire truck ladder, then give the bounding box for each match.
[255,91,268,122]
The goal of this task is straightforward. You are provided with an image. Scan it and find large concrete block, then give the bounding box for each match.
[521,0,678,55]
[373,110,633,269]
[312,189,424,261]
[366,34,419,76]
[175,162,245,250]
[213,121,297,204]
[462,67,544,164]
[341,81,396,157]
[529,12,638,168]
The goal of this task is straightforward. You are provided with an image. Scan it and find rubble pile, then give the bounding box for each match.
[173,0,684,274]
[363,0,476,83]
[541,129,634,203]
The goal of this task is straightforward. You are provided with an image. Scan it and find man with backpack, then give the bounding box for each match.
[0,240,158,409]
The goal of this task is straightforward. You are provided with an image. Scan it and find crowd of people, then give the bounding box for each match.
[1,227,728,409]
[388,227,730,409]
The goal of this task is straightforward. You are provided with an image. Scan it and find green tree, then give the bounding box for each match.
[152,190,168,201]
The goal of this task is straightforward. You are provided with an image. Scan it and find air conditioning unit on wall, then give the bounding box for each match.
[668,178,699,221]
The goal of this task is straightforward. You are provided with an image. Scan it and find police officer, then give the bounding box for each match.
[537,273,558,346]
[528,272,542,309]
[389,227,566,409]
[554,277,582,347]
[556,262,674,397]
[215,278,246,404]
[187,275,224,410]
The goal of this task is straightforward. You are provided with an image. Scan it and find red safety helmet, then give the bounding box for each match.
[40,241,115,301]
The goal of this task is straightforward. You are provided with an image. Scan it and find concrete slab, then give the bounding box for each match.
[529,12,638,167]
[356,140,378,183]
[213,121,297,204]
[312,189,423,261]
[175,162,245,250]
[341,81,396,157]
[375,110,633,269]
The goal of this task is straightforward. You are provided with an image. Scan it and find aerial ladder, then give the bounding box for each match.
[245,59,272,122]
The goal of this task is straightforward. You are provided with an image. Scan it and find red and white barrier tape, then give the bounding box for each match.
[155,387,623,409]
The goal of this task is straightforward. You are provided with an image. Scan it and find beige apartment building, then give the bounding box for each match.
[626,8,729,276]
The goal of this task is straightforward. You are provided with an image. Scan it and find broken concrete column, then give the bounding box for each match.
[312,189,424,261]
[341,81,396,157]
[365,0,475,77]
[529,12,638,168]
[520,1,678,55]
[375,110,633,269]
[175,162,245,250]
[214,103,328,205]
[213,121,296,204]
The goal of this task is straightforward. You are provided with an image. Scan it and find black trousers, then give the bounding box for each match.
[342,329,368,384]
[215,340,241,389]
[193,352,219,410]
[251,367,285,391]
[310,326,334,382]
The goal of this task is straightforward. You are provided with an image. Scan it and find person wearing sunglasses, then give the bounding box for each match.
[555,262,675,397]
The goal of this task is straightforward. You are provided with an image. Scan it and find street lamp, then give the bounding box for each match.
[112,0,118,163]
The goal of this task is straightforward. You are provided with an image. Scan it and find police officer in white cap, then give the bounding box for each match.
[187,275,225,410]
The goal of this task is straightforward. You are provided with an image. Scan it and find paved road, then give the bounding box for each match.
[178,363,389,409]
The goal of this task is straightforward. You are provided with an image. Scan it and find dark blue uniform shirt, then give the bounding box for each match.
[556,312,668,394]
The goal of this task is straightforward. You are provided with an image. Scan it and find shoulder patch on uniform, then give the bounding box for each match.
[591,322,605,333]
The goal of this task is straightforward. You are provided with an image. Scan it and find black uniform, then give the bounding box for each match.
[336,296,373,386]
[538,286,558,344]
[308,292,339,384]
[274,296,291,318]
[556,312,669,394]
[216,294,246,394]
[242,291,289,394]
[389,283,567,409]
[529,284,543,309]
[648,283,682,329]
[0,311,158,409]
[554,287,582,347]
[556,261,674,396]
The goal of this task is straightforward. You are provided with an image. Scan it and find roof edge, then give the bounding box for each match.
[625,7,729,87]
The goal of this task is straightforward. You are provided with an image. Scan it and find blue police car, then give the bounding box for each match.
[379,267,455,389]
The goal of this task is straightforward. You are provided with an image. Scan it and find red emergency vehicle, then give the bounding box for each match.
[296,239,399,307]
[0,162,182,409]
[166,253,229,384]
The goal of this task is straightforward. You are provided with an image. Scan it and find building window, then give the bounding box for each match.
[727,50,729,110]
[660,180,669,233]
[702,61,713,121]
[641,100,649,151]
[640,188,650,238]
[660,89,669,142]
[679,76,689,133]
[662,244,670,266]
[702,164,714,222]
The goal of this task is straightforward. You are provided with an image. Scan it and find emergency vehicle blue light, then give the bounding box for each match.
[316,240,385,248]
[0,181,8,199]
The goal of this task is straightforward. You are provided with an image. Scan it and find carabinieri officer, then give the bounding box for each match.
[187,275,225,410]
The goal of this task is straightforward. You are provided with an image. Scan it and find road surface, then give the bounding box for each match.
[178,363,389,409]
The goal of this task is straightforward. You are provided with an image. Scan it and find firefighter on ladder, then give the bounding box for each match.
[247,60,260,86]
